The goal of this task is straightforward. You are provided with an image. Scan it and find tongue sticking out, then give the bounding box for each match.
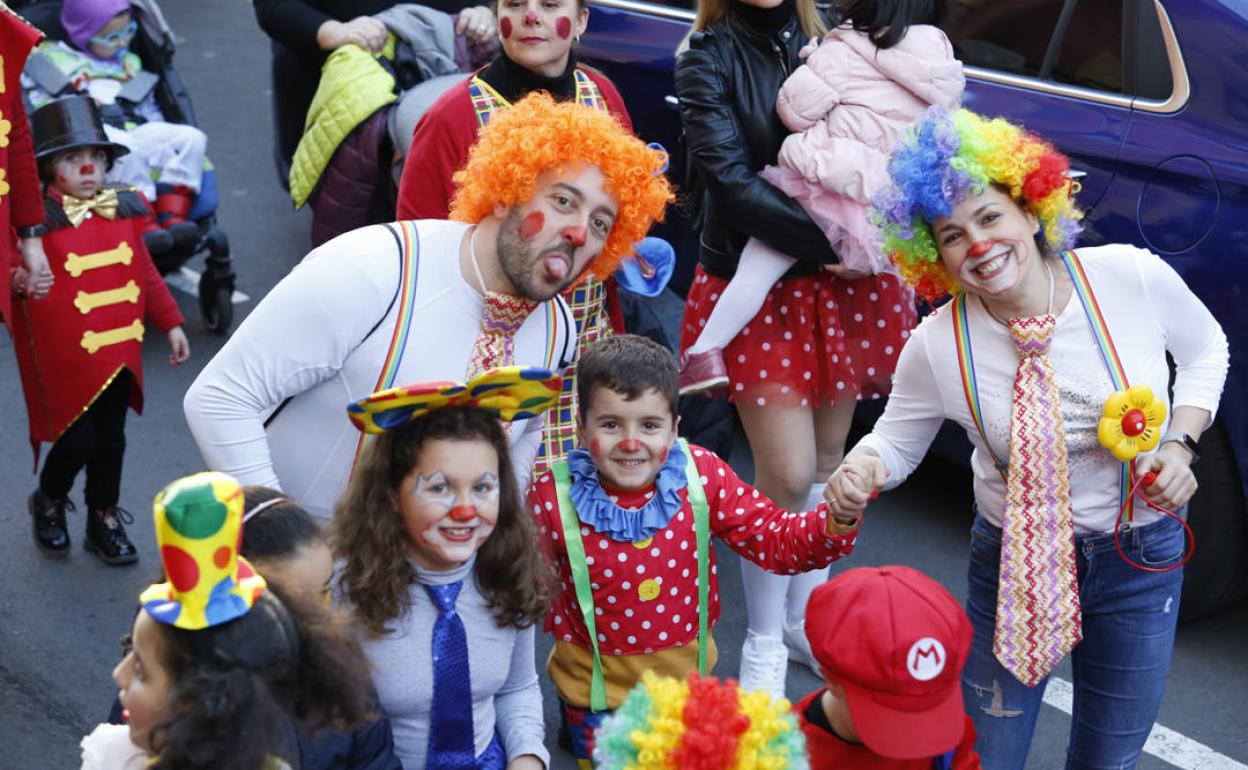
[543,254,569,282]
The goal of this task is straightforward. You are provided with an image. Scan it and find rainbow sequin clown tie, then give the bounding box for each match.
[994,314,1083,688]
[466,292,537,380]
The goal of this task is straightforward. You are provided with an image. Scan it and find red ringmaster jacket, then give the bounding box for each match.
[10,187,183,451]
[0,4,47,325]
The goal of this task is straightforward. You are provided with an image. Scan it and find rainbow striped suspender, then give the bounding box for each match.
[350,220,422,471]
[952,250,1135,520]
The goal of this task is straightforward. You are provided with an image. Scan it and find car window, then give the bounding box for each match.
[943,0,1146,96]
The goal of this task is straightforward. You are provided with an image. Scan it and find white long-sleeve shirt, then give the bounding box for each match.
[858,245,1228,533]
[184,221,574,519]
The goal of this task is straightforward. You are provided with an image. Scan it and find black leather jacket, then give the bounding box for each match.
[675,6,839,279]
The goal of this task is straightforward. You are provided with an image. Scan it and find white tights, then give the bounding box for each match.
[686,237,796,354]
[741,482,830,637]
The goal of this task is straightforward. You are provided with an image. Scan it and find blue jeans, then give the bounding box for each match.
[962,514,1185,770]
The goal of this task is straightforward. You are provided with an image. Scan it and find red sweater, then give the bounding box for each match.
[796,690,981,770]
[395,65,632,221]
[1,9,46,325]
[528,444,858,656]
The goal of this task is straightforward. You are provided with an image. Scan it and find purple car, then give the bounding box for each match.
[580,0,1248,620]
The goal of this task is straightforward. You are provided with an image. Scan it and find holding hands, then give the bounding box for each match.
[17,237,54,299]
[825,447,889,531]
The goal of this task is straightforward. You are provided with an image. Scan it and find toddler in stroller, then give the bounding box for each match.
[17,0,238,332]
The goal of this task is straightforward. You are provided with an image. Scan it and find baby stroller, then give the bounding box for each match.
[14,0,238,334]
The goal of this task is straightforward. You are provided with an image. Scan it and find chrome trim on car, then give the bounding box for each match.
[1132,0,1191,114]
[589,0,1189,115]
[590,0,695,23]
[963,66,1136,108]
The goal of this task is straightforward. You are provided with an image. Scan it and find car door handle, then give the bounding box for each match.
[1069,168,1088,179]
[664,95,680,111]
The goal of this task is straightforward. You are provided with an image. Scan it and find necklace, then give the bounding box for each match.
[982,257,1055,325]
[467,225,489,295]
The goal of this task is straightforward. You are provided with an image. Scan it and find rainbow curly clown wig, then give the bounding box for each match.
[450,92,674,279]
[594,671,809,770]
[872,108,1083,301]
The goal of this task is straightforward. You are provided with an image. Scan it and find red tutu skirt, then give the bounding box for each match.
[679,266,916,407]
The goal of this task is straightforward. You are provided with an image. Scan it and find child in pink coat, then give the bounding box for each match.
[680,0,963,393]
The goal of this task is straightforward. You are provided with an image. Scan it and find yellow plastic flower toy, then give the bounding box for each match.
[140,472,267,630]
[1097,385,1167,462]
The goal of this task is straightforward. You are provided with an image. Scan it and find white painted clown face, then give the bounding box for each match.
[397,438,501,570]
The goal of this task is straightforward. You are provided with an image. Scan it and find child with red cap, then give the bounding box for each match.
[797,565,981,769]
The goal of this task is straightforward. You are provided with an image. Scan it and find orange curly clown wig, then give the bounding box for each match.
[450,93,674,279]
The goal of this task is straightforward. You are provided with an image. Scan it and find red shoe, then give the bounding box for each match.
[155,185,201,250]
[678,348,729,395]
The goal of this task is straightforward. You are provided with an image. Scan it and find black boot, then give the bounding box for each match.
[84,506,138,566]
[28,489,72,556]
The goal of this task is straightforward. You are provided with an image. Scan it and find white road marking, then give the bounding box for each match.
[1044,677,1247,769]
[164,267,250,304]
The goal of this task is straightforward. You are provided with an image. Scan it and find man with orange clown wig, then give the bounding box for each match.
[186,93,672,519]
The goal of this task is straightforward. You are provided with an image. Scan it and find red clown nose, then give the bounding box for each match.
[448,505,477,522]
[562,225,587,248]
[525,9,538,24]
[968,240,993,258]
[618,438,643,453]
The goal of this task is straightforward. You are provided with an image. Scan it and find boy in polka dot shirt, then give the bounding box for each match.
[527,334,862,765]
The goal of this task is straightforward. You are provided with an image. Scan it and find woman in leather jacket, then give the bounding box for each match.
[675,0,915,697]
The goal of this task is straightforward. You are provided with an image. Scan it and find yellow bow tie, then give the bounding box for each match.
[62,189,120,227]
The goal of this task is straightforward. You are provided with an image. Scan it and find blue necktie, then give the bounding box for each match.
[425,581,476,770]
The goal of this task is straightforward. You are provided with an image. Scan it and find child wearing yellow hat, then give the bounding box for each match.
[81,472,372,770]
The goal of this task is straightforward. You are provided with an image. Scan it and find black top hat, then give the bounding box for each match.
[30,96,130,162]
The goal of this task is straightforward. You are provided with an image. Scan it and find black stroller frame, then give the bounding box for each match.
[14,0,238,334]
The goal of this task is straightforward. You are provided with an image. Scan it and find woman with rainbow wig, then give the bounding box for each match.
[827,108,1228,768]
[594,671,808,770]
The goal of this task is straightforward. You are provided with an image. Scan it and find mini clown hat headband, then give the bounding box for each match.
[347,366,563,434]
[595,671,809,770]
[140,472,267,631]
[871,107,1084,301]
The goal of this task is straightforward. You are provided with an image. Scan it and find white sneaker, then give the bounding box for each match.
[783,619,822,676]
[738,632,789,700]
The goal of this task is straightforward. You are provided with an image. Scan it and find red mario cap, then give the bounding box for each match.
[805,565,972,759]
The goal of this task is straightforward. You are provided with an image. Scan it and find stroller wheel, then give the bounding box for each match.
[198,277,234,335]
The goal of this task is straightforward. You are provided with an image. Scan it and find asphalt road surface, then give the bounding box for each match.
[1,1,1244,768]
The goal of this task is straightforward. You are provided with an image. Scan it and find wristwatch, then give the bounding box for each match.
[16,224,48,239]
[1161,432,1201,464]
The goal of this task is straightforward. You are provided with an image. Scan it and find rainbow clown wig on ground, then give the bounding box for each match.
[449,92,674,280]
[872,108,1084,301]
[594,671,808,770]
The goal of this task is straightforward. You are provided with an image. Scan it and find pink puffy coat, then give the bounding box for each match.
[775,24,965,203]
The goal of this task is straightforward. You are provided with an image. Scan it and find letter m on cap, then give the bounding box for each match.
[907,637,947,681]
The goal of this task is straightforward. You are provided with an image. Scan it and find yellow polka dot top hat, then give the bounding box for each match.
[347,365,564,433]
[140,472,267,630]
